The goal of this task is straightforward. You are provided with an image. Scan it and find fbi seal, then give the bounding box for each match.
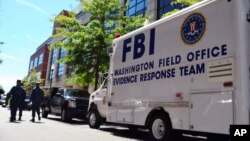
[181,13,206,45]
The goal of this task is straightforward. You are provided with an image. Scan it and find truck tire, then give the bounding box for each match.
[149,113,172,141]
[88,110,101,129]
[61,108,72,122]
[42,108,48,118]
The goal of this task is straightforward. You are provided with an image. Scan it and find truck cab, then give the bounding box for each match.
[88,78,108,128]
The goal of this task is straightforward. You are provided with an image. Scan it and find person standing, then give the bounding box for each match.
[6,80,26,122]
[30,82,44,122]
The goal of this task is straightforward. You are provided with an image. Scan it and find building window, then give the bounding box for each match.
[49,49,57,79]
[59,48,67,59]
[57,64,64,76]
[29,60,33,70]
[57,48,67,76]
[126,0,147,16]
[34,57,38,67]
[51,49,57,64]
[157,0,183,19]
[38,53,44,65]
[49,69,54,79]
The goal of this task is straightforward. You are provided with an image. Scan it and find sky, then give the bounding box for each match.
[0,0,79,92]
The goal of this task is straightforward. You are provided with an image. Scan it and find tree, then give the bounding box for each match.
[0,84,4,95]
[163,0,202,17]
[51,0,145,90]
[22,69,40,94]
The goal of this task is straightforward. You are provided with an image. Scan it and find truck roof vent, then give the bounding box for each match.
[207,58,234,83]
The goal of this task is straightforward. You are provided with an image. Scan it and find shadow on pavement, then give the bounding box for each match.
[30,121,44,124]
[46,117,88,125]
[99,127,207,141]
[8,121,21,124]
[99,127,151,141]
[6,120,44,124]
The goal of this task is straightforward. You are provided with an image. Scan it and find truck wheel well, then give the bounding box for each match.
[89,103,97,112]
[145,107,172,128]
[88,103,105,122]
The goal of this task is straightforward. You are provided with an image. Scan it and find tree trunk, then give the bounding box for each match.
[94,45,101,90]
[94,60,99,90]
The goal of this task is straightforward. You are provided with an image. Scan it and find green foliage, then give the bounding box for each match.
[51,0,145,90]
[172,0,202,5]
[163,9,181,17]
[113,15,145,37]
[0,84,4,94]
[22,69,40,93]
[163,0,202,18]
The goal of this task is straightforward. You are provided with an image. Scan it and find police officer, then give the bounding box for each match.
[7,80,26,122]
[30,82,44,122]
[18,87,26,121]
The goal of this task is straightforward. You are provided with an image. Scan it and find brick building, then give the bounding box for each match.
[28,38,52,86]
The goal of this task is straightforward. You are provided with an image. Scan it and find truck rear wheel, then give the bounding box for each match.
[88,110,101,129]
[149,113,172,141]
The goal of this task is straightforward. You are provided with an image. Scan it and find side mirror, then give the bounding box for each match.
[56,93,62,97]
[107,46,113,55]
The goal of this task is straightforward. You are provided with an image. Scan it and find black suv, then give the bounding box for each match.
[41,88,89,122]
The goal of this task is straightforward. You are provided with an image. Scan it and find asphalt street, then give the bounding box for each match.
[0,107,151,141]
[0,107,207,141]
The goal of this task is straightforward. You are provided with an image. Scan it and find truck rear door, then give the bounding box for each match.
[190,90,233,134]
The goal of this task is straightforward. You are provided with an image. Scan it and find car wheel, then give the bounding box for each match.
[88,110,101,129]
[149,113,172,141]
[42,108,48,118]
[61,108,71,122]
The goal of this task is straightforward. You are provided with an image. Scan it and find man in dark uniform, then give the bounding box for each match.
[18,86,26,121]
[30,82,44,122]
[6,80,26,122]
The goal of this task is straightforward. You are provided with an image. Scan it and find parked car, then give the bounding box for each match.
[0,95,7,107]
[41,88,90,122]
[24,95,31,110]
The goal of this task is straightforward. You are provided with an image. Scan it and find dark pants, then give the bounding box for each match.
[32,105,40,119]
[18,105,23,118]
[10,105,18,121]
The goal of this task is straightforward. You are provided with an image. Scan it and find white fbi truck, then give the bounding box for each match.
[88,0,250,140]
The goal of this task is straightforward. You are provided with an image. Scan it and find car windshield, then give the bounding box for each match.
[65,89,89,98]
